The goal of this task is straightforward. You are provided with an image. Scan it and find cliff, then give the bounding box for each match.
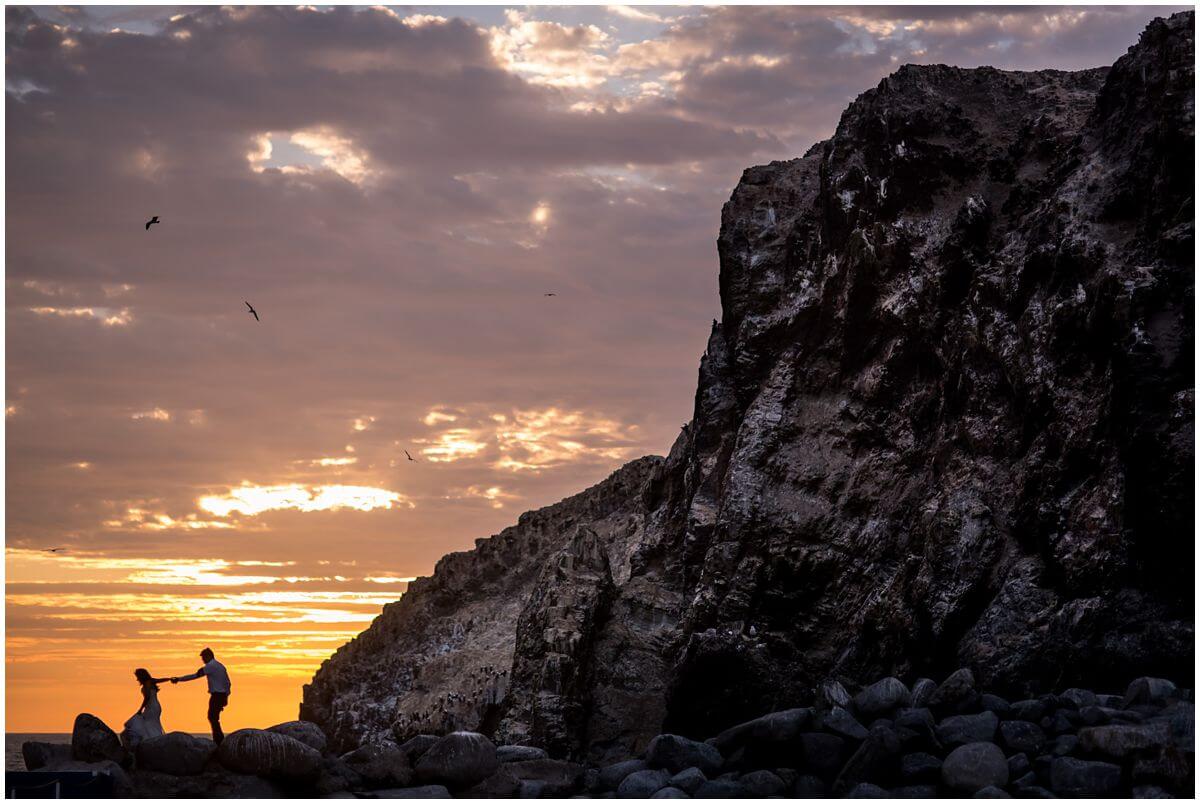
[303,12,1194,762]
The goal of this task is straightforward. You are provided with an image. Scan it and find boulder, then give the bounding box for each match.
[413,731,498,790]
[1050,757,1122,796]
[1124,678,1178,708]
[941,742,1009,794]
[22,740,71,770]
[651,787,690,798]
[937,711,999,747]
[740,769,786,796]
[899,752,941,784]
[1010,699,1047,723]
[833,724,901,795]
[1079,722,1172,759]
[1008,753,1031,780]
[847,782,890,797]
[397,735,439,763]
[1060,689,1099,710]
[617,768,670,798]
[794,774,826,797]
[71,713,125,764]
[342,741,413,789]
[894,708,938,748]
[910,679,936,708]
[316,756,364,796]
[999,720,1046,754]
[822,706,870,740]
[854,678,911,717]
[799,732,846,778]
[981,695,1012,718]
[496,745,548,763]
[929,669,978,714]
[645,734,723,775]
[503,758,585,797]
[462,767,521,797]
[217,728,322,782]
[268,720,328,753]
[1131,745,1194,793]
[668,767,707,794]
[816,679,853,710]
[599,759,648,790]
[711,707,811,752]
[135,732,216,775]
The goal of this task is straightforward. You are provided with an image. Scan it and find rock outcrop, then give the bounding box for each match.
[304,11,1194,765]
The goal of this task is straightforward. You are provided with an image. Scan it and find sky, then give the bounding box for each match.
[5,4,1183,734]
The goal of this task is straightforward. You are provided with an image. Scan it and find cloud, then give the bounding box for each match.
[29,306,132,326]
[415,405,640,472]
[197,483,411,517]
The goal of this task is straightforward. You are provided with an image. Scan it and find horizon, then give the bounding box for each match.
[5,3,1184,733]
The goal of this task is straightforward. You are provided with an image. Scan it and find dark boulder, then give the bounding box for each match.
[342,741,413,789]
[942,742,1009,794]
[645,734,723,775]
[1050,757,1122,796]
[217,728,322,782]
[412,732,497,790]
[135,732,216,776]
[22,741,71,771]
[937,712,999,747]
[496,745,548,763]
[617,768,670,798]
[71,714,125,764]
[854,678,911,718]
[668,767,707,794]
[267,721,328,753]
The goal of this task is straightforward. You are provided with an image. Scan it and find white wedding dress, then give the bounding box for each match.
[122,685,165,749]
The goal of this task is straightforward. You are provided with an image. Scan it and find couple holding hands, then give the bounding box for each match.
[127,647,232,747]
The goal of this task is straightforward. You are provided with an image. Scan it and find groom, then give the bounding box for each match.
[171,647,232,744]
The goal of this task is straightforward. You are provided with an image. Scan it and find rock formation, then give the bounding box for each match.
[303,11,1194,765]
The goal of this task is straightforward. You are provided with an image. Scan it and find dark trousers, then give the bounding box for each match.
[208,693,229,744]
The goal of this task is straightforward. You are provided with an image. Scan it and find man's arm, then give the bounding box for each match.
[173,667,206,683]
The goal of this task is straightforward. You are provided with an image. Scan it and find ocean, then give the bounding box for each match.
[6,734,69,771]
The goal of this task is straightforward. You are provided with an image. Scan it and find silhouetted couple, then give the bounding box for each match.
[127,647,231,747]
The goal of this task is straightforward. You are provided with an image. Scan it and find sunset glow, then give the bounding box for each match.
[7,2,1178,735]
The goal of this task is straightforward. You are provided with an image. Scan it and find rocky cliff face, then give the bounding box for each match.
[304,12,1194,762]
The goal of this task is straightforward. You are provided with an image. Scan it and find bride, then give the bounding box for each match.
[123,668,168,748]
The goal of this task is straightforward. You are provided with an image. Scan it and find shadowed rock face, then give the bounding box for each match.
[304,11,1194,763]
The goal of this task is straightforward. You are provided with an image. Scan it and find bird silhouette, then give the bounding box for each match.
[145,216,160,230]
[245,301,259,321]
[44,547,66,553]
[543,293,556,297]
[404,450,416,462]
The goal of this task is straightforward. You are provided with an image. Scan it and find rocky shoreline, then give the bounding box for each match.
[24,670,1193,798]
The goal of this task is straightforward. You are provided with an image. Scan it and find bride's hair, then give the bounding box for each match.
[134,668,158,691]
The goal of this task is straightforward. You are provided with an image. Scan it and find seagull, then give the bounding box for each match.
[404,450,416,462]
[245,301,259,321]
[543,293,556,297]
[44,547,67,553]
[145,216,160,230]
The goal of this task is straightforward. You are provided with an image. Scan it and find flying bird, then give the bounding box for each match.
[44,547,67,553]
[245,301,259,321]
[404,450,416,462]
[145,216,160,230]
[543,293,557,297]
